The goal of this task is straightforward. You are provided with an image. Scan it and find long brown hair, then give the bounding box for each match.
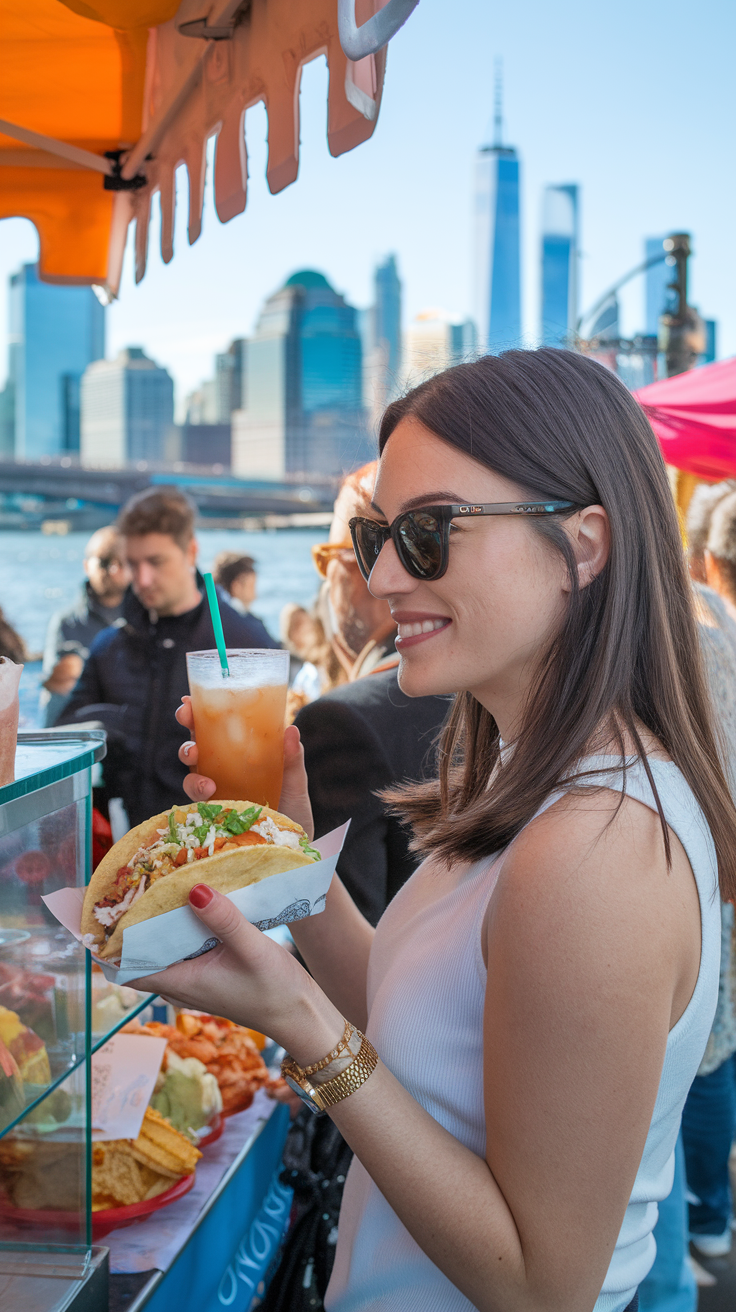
[380,349,736,902]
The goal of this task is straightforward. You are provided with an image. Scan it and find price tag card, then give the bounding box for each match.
[91,1033,167,1141]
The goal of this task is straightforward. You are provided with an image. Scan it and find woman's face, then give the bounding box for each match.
[370,418,576,731]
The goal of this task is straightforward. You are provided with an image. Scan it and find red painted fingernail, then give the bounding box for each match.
[190,884,214,909]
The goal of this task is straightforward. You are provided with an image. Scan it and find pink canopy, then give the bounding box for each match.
[634,358,736,480]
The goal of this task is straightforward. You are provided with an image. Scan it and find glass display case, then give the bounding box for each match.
[0,732,152,1311]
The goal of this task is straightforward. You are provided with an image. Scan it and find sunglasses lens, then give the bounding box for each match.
[396,511,444,579]
[351,521,385,580]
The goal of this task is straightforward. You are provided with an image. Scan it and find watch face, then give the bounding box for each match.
[283,1073,322,1115]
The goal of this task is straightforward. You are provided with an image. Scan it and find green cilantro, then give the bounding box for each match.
[221,805,262,835]
[197,802,223,823]
[192,823,211,845]
[299,836,321,861]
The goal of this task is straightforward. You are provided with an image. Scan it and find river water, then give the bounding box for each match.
[2,528,326,729]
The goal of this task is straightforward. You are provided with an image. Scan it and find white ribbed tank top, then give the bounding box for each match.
[326,757,721,1312]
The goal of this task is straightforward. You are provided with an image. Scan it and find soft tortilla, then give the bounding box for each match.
[81,801,313,960]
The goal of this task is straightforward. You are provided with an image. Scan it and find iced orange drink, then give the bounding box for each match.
[186,650,289,808]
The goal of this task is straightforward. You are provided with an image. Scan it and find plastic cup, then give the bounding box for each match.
[186,649,290,808]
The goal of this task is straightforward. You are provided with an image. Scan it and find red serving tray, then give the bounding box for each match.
[197,1112,224,1148]
[0,1172,195,1239]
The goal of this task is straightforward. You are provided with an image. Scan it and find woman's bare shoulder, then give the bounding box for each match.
[485,784,699,1027]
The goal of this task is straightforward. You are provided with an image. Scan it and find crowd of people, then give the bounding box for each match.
[1,349,736,1312]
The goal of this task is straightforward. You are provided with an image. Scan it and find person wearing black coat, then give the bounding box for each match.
[57,576,275,827]
[56,485,277,828]
[295,665,448,925]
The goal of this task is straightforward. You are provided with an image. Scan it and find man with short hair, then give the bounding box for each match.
[58,487,277,826]
[41,525,131,726]
[212,551,260,618]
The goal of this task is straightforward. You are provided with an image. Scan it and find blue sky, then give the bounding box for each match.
[1,0,733,408]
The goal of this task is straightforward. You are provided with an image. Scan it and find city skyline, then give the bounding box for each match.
[0,222,719,472]
[0,0,730,406]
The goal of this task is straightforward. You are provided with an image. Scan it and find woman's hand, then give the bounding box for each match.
[127,883,343,1065]
[176,697,314,839]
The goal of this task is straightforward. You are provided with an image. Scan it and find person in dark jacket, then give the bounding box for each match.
[57,486,276,827]
[295,668,446,925]
[41,526,131,726]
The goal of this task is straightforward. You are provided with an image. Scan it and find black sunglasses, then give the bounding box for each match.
[349,501,576,582]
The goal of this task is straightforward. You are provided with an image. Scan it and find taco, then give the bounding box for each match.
[81,800,321,961]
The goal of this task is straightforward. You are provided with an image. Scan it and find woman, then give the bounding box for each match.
[138,349,736,1312]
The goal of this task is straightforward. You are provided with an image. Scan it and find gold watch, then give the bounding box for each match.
[282,1028,378,1114]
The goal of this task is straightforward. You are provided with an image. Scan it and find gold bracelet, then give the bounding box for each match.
[311,1032,378,1109]
[281,1029,378,1112]
[302,1019,354,1077]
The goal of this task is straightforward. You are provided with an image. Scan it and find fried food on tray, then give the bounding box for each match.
[127,1105,201,1177]
[82,800,321,960]
[0,1107,201,1213]
[126,1012,270,1115]
[0,1140,81,1211]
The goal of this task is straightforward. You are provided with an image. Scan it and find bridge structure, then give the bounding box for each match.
[0,461,337,532]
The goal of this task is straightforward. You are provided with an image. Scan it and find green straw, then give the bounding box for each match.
[203,572,230,677]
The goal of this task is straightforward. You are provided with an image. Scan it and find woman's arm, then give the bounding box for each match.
[289,874,373,1030]
[134,786,699,1312]
[176,701,374,1025]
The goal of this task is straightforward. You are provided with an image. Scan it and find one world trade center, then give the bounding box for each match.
[473,66,521,354]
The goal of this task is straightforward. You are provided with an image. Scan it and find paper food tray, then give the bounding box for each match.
[43,821,349,985]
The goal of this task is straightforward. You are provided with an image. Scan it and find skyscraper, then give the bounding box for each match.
[473,64,521,353]
[373,256,402,389]
[403,311,477,387]
[540,185,580,347]
[5,263,105,460]
[362,255,403,425]
[644,237,670,336]
[80,348,174,468]
[232,270,371,479]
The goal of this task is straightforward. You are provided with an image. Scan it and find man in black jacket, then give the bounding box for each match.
[57,486,276,827]
[295,668,446,925]
[41,526,132,726]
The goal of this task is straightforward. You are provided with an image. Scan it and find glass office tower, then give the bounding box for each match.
[80,348,174,468]
[540,185,580,347]
[373,255,402,389]
[362,255,403,425]
[233,270,371,479]
[7,263,105,460]
[473,144,521,353]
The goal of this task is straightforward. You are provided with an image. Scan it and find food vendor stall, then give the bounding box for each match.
[0,728,293,1311]
[0,3,421,1306]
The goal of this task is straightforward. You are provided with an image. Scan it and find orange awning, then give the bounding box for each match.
[0,0,391,294]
